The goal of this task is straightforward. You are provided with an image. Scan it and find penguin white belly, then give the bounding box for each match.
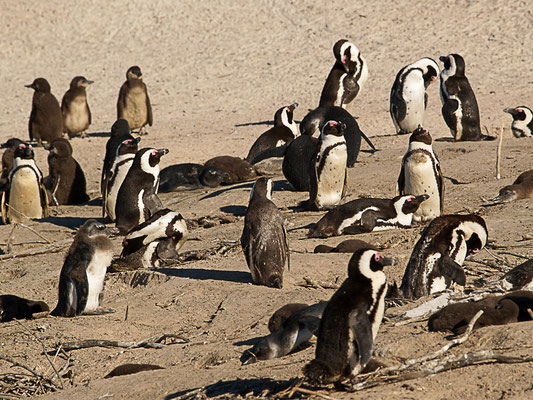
[84,249,112,312]
[338,207,379,234]
[64,97,89,133]
[335,73,347,107]
[137,189,146,224]
[404,155,440,222]
[512,120,531,138]
[107,156,134,221]
[370,293,386,340]
[124,87,147,129]
[423,253,442,292]
[449,95,463,140]
[316,147,347,208]
[8,169,42,222]
[429,276,447,294]
[401,93,425,132]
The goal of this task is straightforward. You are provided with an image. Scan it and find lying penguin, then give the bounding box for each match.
[0,295,49,322]
[158,163,229,192]
[491,169,533,203]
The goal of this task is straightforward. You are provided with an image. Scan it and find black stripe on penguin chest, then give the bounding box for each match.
[317,142,346,179]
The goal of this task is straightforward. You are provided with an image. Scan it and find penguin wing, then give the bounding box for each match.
[145,87,153,127]
[341,169,348,199]
[348,308,373,372]
[88,103,92,125]
[435,158,445,213]
[438,255,466,286]
[240,225,257,278]
[143,192,163,216]
[307,149,320,207]
[1,189,7,224]
[424,92,429,110]
[441,97,459,131]
[282,223,290,271]
[39,181,50,218]
[397,160,406,196]
[342,75,359,106]
[117,84,127,119]
[390,89,407,124]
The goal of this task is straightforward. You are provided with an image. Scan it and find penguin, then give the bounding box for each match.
[400,214,488,300]
[45,138,90,205]
[203,156,258,184]
[280,135,319,191]
[308,194,428,238]
[245,103,298,163]
[241,177,290,288]
[501,259,533,291]
[0,295,49,322]
[101,118,134,196]
[61,76,93,138]
[242,302,328,364]
[491,169,533,203]
[103,136,141,221]
[319,39,368,109]
[158,163,229,192]
[267,303,310,333]
[51,219,115,317]
[26,78,63,146]
[1,138,26,189]
[397,126,444,222]
[303,248,394,386]
[304,121,348,211]
[439,54,489,141]
[314,239,378,254]
[117,66,153,134]
[390,58,439,135]
[1,143,49,224]
[115,147,168,234]
[504,106,533,137]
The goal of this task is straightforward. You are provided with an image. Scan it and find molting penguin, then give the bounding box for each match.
[204,156,257,184]
[45,138,90,205]
[245,103,298,163]
[158,163,229,192]
[0,295,49,322]
[61,76,93,138]
[117,66,153,135]
[26,78,63,146]
[241,177,289,288]
[303,121,348,211]
[308,194,428,238]
[319,39,368,109]
[397,126,444,222]
[504,106,533,137]
[303,248,394,386]
[400,214,488,300]
[115,147,168,234]
[439,54,487,141]
[390,58,439,135]
[101,118,134,196]
[51,220,115,317]
[1,138,26,189]
[491,169,533,203]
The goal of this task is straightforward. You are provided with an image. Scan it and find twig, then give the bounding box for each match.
[483,247,507,262]
[59,333,189,352]
[207,298,226,324]
[497,251,529,260]
[296,277,340,290]
[294,387,340,400]
[496,122,504,179]
[0,239,71,261]
[0,356,46,380]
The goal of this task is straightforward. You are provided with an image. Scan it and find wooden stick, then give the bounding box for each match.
[59,333,189,352]
[0,239,71,261]
[496,122,504,179]
[294,387,340,400]
[296,277,340,290]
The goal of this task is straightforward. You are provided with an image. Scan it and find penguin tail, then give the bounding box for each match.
[360,131,377,152]
[303,359,338,385]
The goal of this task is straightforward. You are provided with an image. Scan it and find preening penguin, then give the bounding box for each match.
[303,248,394,386]
[26,78,63,146]
[241,177,290,288]
[504,106,533,137]
[61,76,93,138]
[117,66,153,135]
[400,214,488,300]
[390,58,439,135]
[491,169,533,203]
[51,220,115,317]
[397,126,444,222]
[319,39,368,109]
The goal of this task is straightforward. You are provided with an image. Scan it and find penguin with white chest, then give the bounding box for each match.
[303,248,394,387]
[400,214,488,300]
[390,58,439,135]
[303,121,348,211]
[61,76,93,138]
[504,106,533,137]
[101,119,133,196]
[115,147,168,234]
[398,126,444,222]
[51,220,116,317]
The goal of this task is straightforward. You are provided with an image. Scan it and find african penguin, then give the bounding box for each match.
[319,39,368,109]
[308,194,428,238]
[117,66,153,135]
[491,169,533,203]
[1,138,26,190]
[101,118,134,196]
[303,120,348,211]
[61,76,93,138]
[314,239,379,254]
[0,295,49,322]
[203,156,257,184]
[158,163,229,192]
[303,248,394,386]
[400,214,488,300]
[26,78,63,146]
[501,259,533,291]
[390,58,439,135]
[51,220,116,317]
[115,147,168,234]
[397,126,444,222]
[241,177,290,288]
[504,106,533,137]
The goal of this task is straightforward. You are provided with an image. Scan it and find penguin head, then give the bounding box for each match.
[503,106,531,121]
[126,66,143,80]
[69,76,94,88]
[13,143,35,160]
[411,57,439,88]
[409,125,432,145]
[394,194,429,215]
[1,138,25,150]
[81,219,119,237]
[199,166,230,188]
[274,103,298,127]
[348,248,395,280]
[146,148,169,168]
[250,177,273,201]
[321,120,346,138]
[117,136,140,156]
[439,54,465,76]
[455,216,488,256]
[492,186,518,203]
[111,119,132,137]
[333,39,362,74]
[25,78,51,93]
[48,138,73,158]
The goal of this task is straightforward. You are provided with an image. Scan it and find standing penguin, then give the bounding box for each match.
[398,126,444,222]
[51,220,115,317]
[26,78,63,146]
[390,58,439,135]
[241,177,290,288]
[439,54,486,141]
[304,121,348,211]
[400,214,488,300]
[115,147,168,234]
[61,76,93,138]
[504,106,533,138]
[319,39,368,109]
[245,103,298,163]
[46,138,90,205]
[1,138,26,189]
[101,119,133,195]
[117,66,153,135]
[303,248,394,386]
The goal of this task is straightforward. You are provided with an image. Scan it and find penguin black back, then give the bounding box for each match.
[0,295,49,322]
[26,78,63,145]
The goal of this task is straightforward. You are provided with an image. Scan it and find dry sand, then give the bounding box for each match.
[1,0,532,399]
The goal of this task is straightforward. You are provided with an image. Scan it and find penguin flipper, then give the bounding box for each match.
[249,144,289,165]
[307,150,320,209]
[436,157,445,213]
[391,90,407,126]
[360,131,376,152]
[442,98,459,132]
[397,161,405,196]
[145,90,153,127]
[143,193,163,215]
[51,279,78,317]
[39,182,49,218]
[343,210,378,234]
[348,308,373,376]
[117,85,127,120]
[282,224,290,271]
[1,189,8,224]
[438,255,467,286]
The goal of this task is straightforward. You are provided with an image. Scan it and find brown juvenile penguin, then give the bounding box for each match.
[26,78,63,146]
[204,156,258,184]
[117,66,153,134]
[314,239,379,254]
[268,303,309,333]
[0,138,26,189]
[0,295,49,322]
[492,169,533,203]
[61,76,93,138]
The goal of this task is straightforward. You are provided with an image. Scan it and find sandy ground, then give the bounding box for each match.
[1,0,533,399]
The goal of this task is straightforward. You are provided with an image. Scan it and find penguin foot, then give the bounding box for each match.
[303,359,338,385]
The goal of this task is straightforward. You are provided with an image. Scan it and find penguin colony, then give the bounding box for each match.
[1,37,532,393]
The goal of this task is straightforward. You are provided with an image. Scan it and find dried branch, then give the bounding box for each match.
[59,333,189,352]
[0,239,71,261]
[496,122,504,179]
[296,277,340,290]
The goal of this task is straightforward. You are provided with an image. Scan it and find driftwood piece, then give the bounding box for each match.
[0,239,71,261]
[58,333,189,352]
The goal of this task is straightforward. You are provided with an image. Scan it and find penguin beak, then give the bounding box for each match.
[134,137,142,143]
[503,107,517,116]
[439,56,447,62]
[413,194,430,204]
[24,83,34,89]
[156,148,169,157]
[84,79,94,85]
[381,256,396,267]
[289,103,298,111]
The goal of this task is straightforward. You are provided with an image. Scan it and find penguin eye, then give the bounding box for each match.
[329,121,337,127]
[374,254,383,261]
